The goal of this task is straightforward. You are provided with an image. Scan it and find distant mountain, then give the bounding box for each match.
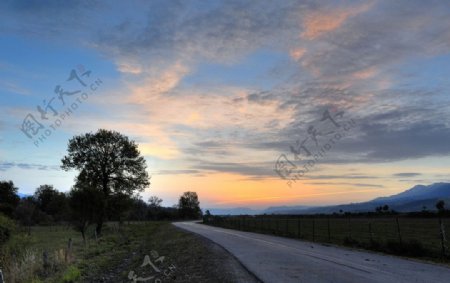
[263,205,312,214]
[264,183,450,214]
[17,192,31,198]
[372,183,450,203]
[206,207,263,215]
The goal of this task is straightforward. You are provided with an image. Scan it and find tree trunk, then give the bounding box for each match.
[81,230,86,246]
[96,220,103,236]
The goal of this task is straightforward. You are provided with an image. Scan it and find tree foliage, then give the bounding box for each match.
[34,185,69,221]
[61,129,150,234]
[436,200,445,213]
[69,186,103,242]
[178,191,202,219]
[0,180,20,217]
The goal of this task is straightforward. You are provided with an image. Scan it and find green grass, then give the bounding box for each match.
[205,216,450,262]
[1,222,246,282]
[61,266,81,282]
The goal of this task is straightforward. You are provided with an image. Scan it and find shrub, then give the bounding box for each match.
[401,240,427,257]
[0,213,15,246]
[343,236,359,247]
[62,265,81,283]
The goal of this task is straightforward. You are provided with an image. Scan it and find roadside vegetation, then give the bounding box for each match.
[0,221,251,282]
[0,129,206,282]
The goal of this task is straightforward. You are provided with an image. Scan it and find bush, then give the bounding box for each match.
[343,236,359,247]
[0,213,15,246]
[62,265,81,283]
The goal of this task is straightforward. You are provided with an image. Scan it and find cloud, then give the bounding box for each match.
[393,173,421,178]
[301,2,373,39]
[306,182,384,188]
[0,162,59,171]
[156,169,201,175]
[2,0,450,184]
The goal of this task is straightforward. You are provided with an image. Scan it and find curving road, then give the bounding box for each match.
[173,221,450,283]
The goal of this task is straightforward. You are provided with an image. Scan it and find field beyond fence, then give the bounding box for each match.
[203,215,450,261]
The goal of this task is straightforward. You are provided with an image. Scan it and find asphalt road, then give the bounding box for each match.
[173,221,450,283]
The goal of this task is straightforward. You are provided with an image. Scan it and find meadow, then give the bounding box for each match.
[0,221,241,283]
[204,215,450,262]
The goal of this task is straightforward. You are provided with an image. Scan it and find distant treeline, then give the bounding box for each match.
[0,180,202,244]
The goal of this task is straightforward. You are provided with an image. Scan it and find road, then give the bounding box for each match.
[173,221,450,283]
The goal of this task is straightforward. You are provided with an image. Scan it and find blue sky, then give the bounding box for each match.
[1,0,450,208]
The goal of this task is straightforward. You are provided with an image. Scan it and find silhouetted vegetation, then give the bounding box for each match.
[178,191,202,219]
[0,181,20,217]
[61,129,151,235]
[0,130,207,282]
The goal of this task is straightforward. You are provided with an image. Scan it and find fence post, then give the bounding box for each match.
[439,217,447,257]
[285,219,289,236]
[43,250,50,275]
[312,218,315,242]
[327,217,331,242]
[348,217,352,239]
[0,268,4,283]
[276,219,280,235]
[297,218,301,238]
[369,222,373,243]
[396,217,402,245]
[65,238,72,263]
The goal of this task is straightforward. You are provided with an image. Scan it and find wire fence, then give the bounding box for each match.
[204,215,449,259]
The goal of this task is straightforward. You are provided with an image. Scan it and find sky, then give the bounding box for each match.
[0,0,450,209]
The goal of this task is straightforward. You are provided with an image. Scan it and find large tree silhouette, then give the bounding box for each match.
[61,129,150,235]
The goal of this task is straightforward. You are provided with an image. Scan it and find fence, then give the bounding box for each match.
[204,215,449,258]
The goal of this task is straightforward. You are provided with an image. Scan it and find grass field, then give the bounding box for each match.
[204,215,450,262]
[0,221,247,283]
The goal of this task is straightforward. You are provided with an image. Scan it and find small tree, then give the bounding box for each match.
[436,200,445,214]
[0,180,20,217]
[178,191,201,219]
[148,196,163,220]
[34,185,69,222]
[148,196,163,208]
[14,197,37,234]
[69,186,103,244]
[128,198,148,221]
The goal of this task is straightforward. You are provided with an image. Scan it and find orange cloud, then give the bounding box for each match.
[352,67,378,79]
[302,3,373,39]
[290,48,306,60]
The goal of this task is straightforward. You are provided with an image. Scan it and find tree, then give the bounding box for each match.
[0,180,20,217]
[15,196,52,229]
[14,197,37,234]
[178,191,201,219]
[147,196,163,220]
[34,185,69,222]
[148,196,162,208]
[61,129,150,235]
[69,186,103,244]
[436,200,445,213]
[382,205,389,212]
[128,198,148,221]
[107,192,133,223]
